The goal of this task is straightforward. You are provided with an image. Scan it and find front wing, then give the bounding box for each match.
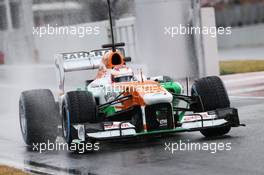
[71,108,242,142]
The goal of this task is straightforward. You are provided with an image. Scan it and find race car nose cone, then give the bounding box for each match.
[143,92,173,105]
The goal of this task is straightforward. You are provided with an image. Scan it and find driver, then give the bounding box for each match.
[111,65,134,83]
[96,51,134,82]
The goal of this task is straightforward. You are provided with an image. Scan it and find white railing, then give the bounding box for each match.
[115,17,136,59]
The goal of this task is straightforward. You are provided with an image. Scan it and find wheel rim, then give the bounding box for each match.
[62,107,67,137]
[62,106,70,143]
[19,100,27,135]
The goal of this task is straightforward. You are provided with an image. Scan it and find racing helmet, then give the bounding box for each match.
[111,65,134,82]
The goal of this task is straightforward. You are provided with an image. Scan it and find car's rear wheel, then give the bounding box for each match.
[19,89,59,146]
[62,91,97,144]
[191,76,231,137]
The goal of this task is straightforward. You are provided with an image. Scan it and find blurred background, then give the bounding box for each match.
[0,1,263,173]
[202,0,264,75]
[0,0,264,94]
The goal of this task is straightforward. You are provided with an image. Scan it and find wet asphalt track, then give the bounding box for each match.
[0,66,264,175]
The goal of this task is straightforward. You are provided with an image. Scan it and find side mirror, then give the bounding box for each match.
[124,57,132,62]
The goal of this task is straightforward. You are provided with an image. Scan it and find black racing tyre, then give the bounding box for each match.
[191,76,230,112]
[62,91,97,144]
[191,76,231,137]
[19,89,59,146]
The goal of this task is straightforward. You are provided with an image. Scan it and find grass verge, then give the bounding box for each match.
[0,165,29,175]
[220,60,264,75]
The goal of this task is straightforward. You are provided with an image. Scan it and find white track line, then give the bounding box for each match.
[223,75,264,84]
[230,96,264,100]
[228,85,264,94]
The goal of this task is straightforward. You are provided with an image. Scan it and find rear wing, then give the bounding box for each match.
[55,48,125,94]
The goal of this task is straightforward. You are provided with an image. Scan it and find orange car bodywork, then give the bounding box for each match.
[113,81,167,109]
[96,51,167,110]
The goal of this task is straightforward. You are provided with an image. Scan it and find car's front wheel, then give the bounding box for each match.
[19,89,59,146]
[191,76,231,137]
[62,91,97,144]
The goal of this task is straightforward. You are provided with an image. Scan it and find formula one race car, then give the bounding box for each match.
[19,0,243,148]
